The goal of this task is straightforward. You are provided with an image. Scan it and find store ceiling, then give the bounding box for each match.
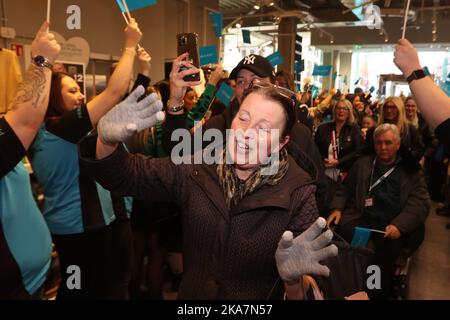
[219,0,450,27]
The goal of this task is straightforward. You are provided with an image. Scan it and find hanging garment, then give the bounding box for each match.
[0,49,23,114]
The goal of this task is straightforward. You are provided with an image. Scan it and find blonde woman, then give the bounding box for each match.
[365,96,425,166]
[314,99,362,181]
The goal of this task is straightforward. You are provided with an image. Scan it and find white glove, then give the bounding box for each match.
[98,86,165,144]
[275,217,338,283]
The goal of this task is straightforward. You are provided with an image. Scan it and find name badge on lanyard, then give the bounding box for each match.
[364,197,374,208]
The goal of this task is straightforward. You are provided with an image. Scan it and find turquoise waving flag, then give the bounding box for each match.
[351,227,372,248]
[312,65,332,76]
[242,30,251,44]
[199,45,218,66]
[115,0,157,13]
[266,51,284,67]
[216,83,234,107]
[209,12,223,38]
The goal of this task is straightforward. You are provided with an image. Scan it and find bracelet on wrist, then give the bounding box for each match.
[123,47,136,53]
[167,100,185,113]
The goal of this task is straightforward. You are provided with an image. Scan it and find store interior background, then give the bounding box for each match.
[0,0,450,105]
[1,0,450,108]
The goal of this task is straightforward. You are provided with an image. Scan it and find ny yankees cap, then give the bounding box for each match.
[229,54,276,80]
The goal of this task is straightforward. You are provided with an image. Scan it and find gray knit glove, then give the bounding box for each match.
[275,217,338,283]
[98,86,165,144]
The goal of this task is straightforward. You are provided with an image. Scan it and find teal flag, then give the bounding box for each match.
[266,51,284,67]
[216,83,234,107]
[209,12,223,38]
[351,227,372,247]
[115,0,157,13]
[199,45,218,66]
[242,30,251,44]
[312,65,332,76]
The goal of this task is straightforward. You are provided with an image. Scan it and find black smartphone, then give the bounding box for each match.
[177,33,200,82]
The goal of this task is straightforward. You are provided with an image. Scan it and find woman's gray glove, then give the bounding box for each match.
[98,86,165,144]
[275,217,338,283]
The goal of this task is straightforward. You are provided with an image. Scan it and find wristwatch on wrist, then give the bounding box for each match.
[32,55,54,70]
[406,67,430,84]
[167,100,184,113]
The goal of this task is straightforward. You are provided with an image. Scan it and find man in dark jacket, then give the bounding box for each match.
[327,123,430,299]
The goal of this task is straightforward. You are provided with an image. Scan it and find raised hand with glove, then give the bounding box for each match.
[97,86,165,145]
[275,217,338,299]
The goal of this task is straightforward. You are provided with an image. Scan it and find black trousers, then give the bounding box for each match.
[53,219,132,300]
[338,218,424,299]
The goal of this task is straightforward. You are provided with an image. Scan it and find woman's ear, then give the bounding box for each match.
[281,136,290,149]
[272,136,290,153]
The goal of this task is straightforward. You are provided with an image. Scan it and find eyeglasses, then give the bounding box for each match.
[236,78,253,88]
[384,104,397,110]
[247,78,297,106]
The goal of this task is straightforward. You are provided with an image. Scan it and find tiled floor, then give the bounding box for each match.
[408,203,450,299]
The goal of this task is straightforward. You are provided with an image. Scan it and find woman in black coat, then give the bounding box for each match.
[314,99,362,181]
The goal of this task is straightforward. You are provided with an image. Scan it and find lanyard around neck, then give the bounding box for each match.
[368,158,396,193]
[331,130,339,159]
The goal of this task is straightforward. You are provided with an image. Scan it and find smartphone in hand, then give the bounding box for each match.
[177,33,200,82]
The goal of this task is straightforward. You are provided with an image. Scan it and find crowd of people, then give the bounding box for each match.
[1,17,450,300]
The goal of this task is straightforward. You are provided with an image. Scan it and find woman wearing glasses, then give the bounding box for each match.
[79,79,337,299]
[365,96,425,167]
[405,97,432,149]
[314,99,362,182]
